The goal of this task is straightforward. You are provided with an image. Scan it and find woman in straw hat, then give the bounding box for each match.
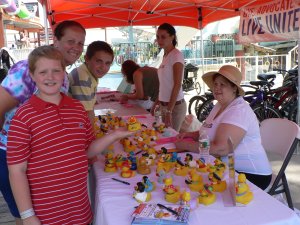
[177,65,272,190]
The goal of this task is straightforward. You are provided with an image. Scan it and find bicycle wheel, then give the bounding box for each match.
[197,98,216,122]
[188,95,206,117]
[194,82,201,94]
[252,104,282,122]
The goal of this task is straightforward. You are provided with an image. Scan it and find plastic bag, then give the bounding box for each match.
[179,114,202,133]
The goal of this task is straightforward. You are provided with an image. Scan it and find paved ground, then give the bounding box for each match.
[1,89,299,224]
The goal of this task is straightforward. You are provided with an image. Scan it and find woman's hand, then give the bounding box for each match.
[164,112,172,128]
[176,132,188,140]
[119,95,128,104]
[176,131,198,141]
[23,216,41,225]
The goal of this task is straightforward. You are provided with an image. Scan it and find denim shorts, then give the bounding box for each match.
[0,149,20,218]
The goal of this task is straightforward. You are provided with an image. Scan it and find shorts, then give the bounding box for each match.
[0,149,20,218]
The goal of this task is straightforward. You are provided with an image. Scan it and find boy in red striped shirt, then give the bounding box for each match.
[7,46,132,225]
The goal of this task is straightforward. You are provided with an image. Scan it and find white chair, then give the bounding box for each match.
[260,118,299,210]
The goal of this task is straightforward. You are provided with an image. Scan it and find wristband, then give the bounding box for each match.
[20,208,35,220]
[166,109,172,114]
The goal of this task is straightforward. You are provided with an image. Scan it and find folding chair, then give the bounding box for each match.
[260,118,299,210]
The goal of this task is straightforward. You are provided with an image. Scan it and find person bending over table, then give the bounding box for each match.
[156,23,187,131]
[119,60,159,112]
[68,41,114,124]
[177,65,272,190]
[0,20,86,225]
[7,46,133,225]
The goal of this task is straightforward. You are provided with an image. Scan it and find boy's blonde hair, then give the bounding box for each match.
[28,46,65,73]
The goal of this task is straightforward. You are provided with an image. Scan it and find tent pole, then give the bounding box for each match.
[43,3,49,45]
[198,7,205,93]
[297,40,300,126]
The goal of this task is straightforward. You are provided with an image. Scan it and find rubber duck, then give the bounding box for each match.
[115,154,126,169]
[152,122,166,133]
[235,173,253,205]
[196,158,208,173]
[181,190,191,205]
[120,161,135,178]
[174,159,189,176]
[156,165,167,184]
[133,182,151,203]
[147,147,158,161]
[206,163,217,173]
[184,153,198,168]
[198,184,216,205]
[127,116,141,131]
[104,152,117,173]
[185,171,204,192]
[149,128,158,141]
[157,155,172,173]
[142,176,156,192]
[137,155,151,175]
[163,177,181,203]
[128,151,137,170]
[214,158,227,172]
[120,138,136,153]
[208,172,227,192]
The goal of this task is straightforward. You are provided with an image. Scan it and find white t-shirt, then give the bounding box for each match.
[157,48,184,102]
[202,97,272,175]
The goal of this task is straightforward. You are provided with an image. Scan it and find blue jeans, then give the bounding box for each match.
[0,149,20,218]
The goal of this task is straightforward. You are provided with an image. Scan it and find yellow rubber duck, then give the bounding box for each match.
[236,173,253,205]
[174,160,189,176]
[208,172,227,192]
[181,190,191,205]
[120,161,135,178]
[185,171,204,192]
[214,158,227,172]
[127,116,141,131]
[163,177,181,203]
[121,138,136,153]
[198,185,216,205]
[196,158,208,173]
[137,156,151,175]
[104,152,117,173]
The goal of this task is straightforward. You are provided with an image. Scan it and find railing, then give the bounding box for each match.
[11,48,34,61]
[185,54,289,85]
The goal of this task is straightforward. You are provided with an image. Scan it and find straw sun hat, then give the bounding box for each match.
[202,65,245,96]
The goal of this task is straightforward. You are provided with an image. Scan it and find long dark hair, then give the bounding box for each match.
[158,23,178,47]
[121,60,140,84]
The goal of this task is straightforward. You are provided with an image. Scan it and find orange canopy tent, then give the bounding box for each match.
[38,0,275,29]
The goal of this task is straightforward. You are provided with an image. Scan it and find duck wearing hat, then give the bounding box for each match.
[208,172,227,192]
[235,173,253,205]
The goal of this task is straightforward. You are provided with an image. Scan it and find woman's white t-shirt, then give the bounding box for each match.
[202,97,272,175]
[157,48,184,102]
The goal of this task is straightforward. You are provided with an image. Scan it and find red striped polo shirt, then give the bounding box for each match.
[7,93,95,225]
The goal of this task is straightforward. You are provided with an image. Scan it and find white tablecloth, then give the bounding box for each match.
[92,115,300,225]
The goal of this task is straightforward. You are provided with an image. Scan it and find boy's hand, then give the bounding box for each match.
[23,216,41,225]
[113,127,135,140]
